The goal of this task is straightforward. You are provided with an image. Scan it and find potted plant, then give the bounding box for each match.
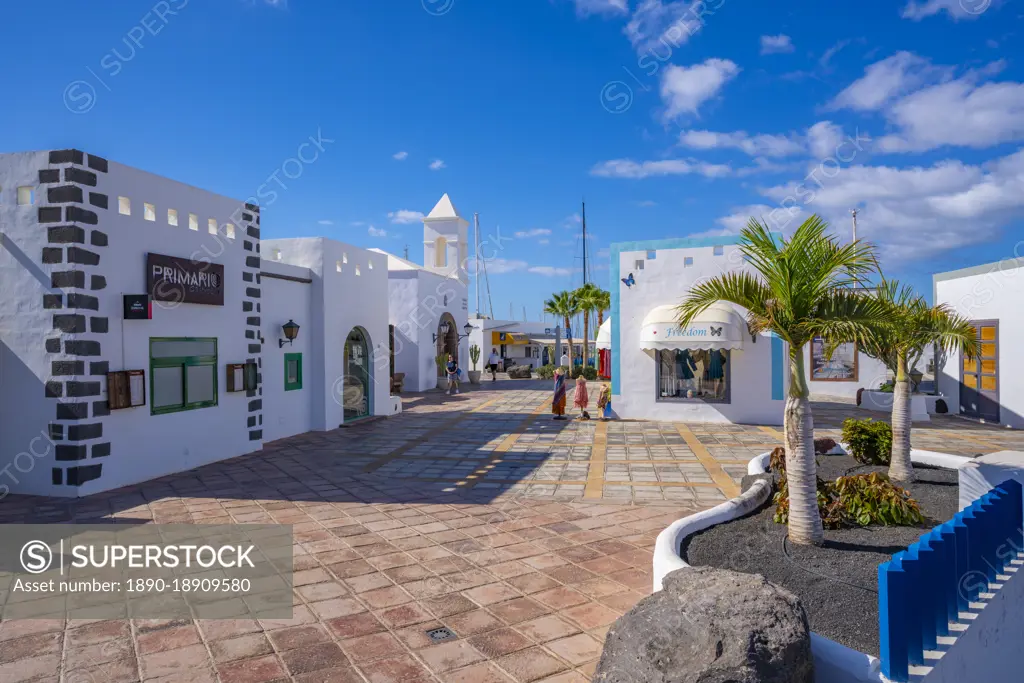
[435,352,449,391]
[468,344,482,384]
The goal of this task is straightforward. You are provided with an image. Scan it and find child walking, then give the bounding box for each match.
[574,375,590,420]
[552,368,567,420]
[596,383,611,420]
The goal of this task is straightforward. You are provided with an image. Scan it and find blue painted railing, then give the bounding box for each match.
[878,479,1023,682]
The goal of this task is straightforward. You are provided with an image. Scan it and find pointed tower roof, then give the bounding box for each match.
[424,193,463,222]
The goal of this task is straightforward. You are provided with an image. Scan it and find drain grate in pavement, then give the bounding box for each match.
[425,627,457,642]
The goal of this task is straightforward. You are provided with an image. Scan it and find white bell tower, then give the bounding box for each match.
[423,193,469,283]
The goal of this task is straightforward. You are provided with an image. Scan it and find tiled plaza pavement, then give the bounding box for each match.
[3,381,1023,683]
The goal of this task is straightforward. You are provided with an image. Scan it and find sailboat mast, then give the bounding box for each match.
[581,200,587,287]
[473,213,481,318]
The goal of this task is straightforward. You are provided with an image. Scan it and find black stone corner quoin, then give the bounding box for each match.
[42,148,111,488]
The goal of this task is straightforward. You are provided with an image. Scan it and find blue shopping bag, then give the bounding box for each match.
[603,400,612,419]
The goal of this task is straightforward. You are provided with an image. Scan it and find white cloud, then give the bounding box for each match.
[350,221,365,227]
[590,158,733,179]
[572,0,628,16]
[806,121,847,159]
[901,0,1002,21]
[625,0,712,55]
[703,203,809,237]
[393,151,408,160]
[388,210,425,224]
[485,258,529,274]
[368,225,388,237]
[528,266,574,276]
[636,200,658,207]
[660,59,740,120]
[679,129,805,157]
[819,39,850,70]
[875,77,1024,152]
[317,219,334,226]
[429,159,446,171]
[539,239,551,244]
[756,149,1024,261]
[760,34,794,55]
[514,228,552,238]
[829,51,949,111]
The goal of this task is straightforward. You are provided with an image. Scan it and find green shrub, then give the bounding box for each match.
[770,446,922,528]
[571,366,598,380]
[877,380,894,393]
[536,364,557,379]
[841,418,892,465]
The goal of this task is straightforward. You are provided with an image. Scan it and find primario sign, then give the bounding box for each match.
[146,253,224,306]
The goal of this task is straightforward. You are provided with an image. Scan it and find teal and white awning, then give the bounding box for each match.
[640,302,746,351]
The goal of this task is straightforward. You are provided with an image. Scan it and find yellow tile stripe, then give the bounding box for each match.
[583,421,608,499]
[675,423,742,498]
[459,395,552,489]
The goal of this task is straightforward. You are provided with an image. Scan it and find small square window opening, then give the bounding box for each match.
[17,187,35,205]
[168,209,178,226]
[684,256,694,267]
[713,245,724,256]
[188,213,198,231]
[208,218,217,235]
[335,260,342,272]
[646,250,657,260]
[634,260,644,270]
[118,197,131,215]
[355,265,361,276]
[144,203,156,221]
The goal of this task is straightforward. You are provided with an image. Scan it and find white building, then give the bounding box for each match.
[373,194,469,392]
[0,150,394,497]
[934,258,1023,428]
[263,238,392,433]
[610,237,788,425]
[468,318,565,370]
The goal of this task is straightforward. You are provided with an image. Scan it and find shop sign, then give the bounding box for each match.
[660,325,719,339]
[123,294,151,320]
[147,253,224,306]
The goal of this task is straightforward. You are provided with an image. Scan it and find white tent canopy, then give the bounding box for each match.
[640,302,747,351]
[596,318,612,350]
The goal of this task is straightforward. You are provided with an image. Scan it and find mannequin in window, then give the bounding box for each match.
[675,349,697,396]
[707,349,727,398]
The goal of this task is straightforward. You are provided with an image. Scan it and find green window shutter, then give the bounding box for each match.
[284,353,302,391]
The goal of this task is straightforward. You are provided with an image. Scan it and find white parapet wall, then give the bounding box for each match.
[650,446,973,683]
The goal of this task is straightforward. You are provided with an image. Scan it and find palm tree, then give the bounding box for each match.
[544,290,579,366]
[575,283,603,368]
[594,288,611,328]
[676,216,886,545]
[859,280,978,482]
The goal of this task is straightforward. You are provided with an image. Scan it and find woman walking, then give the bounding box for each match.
[574,375,590,420]
[552,368,567,420]
[596,383,611,420]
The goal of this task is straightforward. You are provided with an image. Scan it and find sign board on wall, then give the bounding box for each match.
[123,294,151,320]
[146,253,225,306]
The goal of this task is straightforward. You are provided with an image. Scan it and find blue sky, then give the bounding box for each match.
[1,0,1020,322]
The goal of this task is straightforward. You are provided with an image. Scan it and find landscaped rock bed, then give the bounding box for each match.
[682,454,959,656]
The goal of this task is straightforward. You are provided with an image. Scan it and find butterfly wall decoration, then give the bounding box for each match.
[710,326,723,337]
[621,273,635,288]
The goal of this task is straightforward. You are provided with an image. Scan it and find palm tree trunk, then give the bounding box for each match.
[785,345,824,545]
[889,354,915,482]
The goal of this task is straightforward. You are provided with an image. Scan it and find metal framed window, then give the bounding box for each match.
[284,353,303,391]
[149,337,218,415]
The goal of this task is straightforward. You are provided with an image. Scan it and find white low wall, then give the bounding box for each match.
[650,447,974,683]
[859,391,946,422]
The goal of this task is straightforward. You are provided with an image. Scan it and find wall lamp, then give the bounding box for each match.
[279,320,300,348]
[433,321,474,344]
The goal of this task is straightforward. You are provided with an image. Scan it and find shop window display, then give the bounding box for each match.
[657,348,729,402]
